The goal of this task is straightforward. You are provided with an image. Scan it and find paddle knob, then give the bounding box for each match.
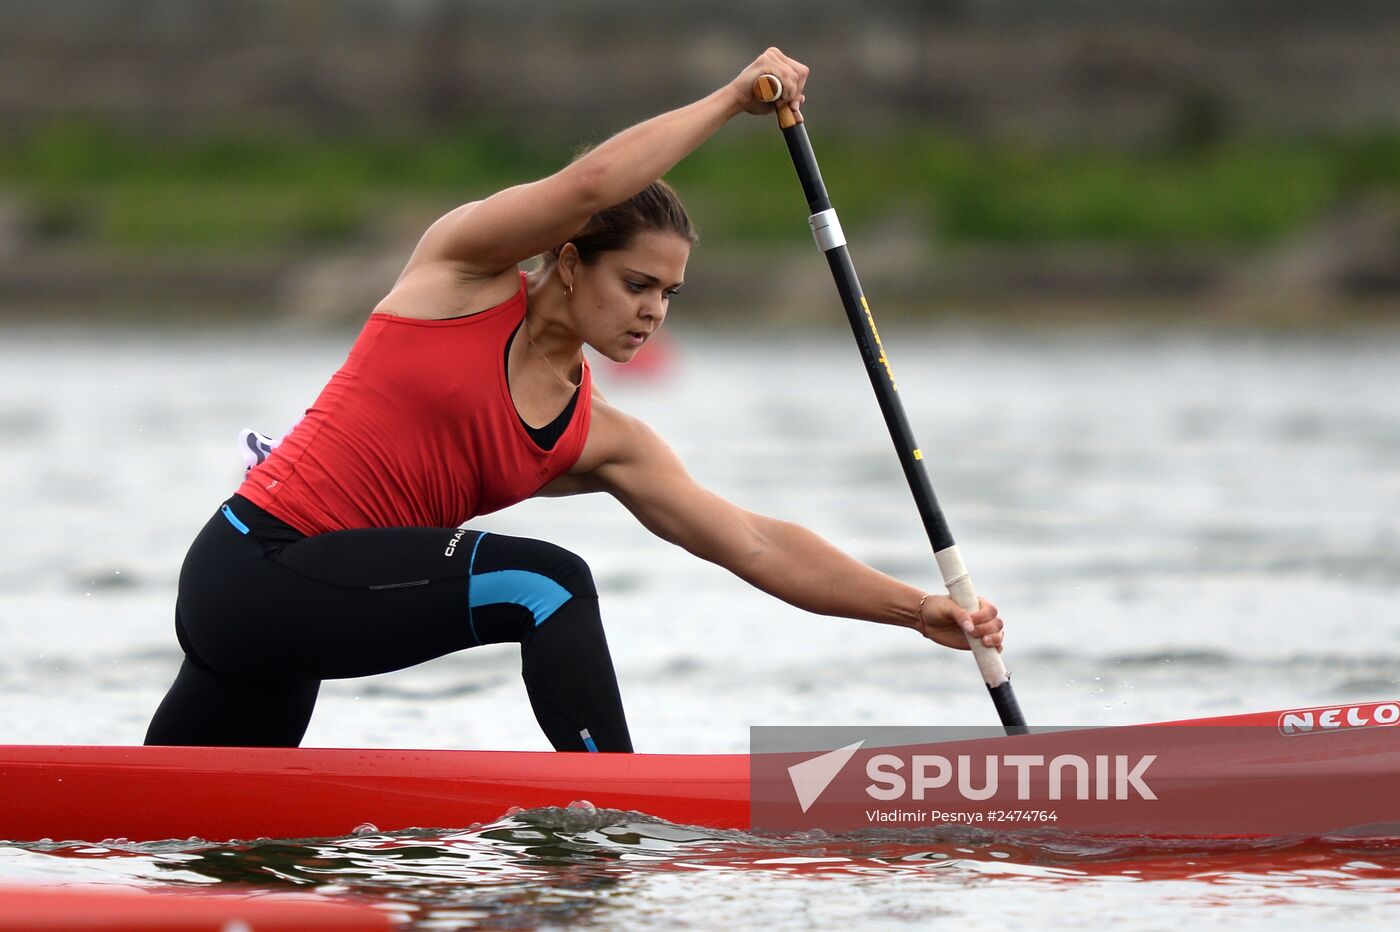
[752,73,802,128]
[753,74,782,103]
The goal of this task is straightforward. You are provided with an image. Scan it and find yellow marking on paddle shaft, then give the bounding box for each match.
[913,448,923,460]
[860,295,897,391]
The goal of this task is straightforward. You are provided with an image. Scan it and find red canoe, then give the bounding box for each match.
[2,702,1397,843]
[0,744,747,842]
[0,885,394,931]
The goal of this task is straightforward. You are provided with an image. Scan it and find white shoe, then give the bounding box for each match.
[239,428,276,472]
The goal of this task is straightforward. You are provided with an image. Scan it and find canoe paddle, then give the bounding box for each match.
[754,75,1028,735]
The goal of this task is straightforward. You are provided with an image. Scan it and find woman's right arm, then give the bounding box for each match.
[547,399,1005,651]
[407,48,808,278]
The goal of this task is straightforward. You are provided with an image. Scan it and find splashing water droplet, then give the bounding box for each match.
[353,822,379,836]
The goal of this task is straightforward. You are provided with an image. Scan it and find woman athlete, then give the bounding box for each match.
[145,48,1005,752]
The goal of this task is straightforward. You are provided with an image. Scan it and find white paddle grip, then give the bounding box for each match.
[935,545,1010,688]
[808,209,846,252]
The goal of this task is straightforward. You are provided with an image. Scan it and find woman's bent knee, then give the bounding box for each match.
[473,535,597,598]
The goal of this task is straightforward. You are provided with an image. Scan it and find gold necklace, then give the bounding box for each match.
[524,327,583,390]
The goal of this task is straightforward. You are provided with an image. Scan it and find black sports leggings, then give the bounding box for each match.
[144,495,631,752]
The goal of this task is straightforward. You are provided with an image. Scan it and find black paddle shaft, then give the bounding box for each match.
[759,80,1027,733]
[780,126,956,552]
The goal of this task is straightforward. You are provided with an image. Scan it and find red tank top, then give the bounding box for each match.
[237,274,591,535]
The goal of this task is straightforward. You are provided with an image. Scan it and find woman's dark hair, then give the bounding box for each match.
[544,179,697,266]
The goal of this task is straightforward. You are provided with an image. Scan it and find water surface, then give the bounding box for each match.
[2,321,1398,927]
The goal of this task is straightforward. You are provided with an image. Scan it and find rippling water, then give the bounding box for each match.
[2,320,1399,927]
[5,808,1400,929]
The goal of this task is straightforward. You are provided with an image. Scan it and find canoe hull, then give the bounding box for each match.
[0,885,393,931]
[0,745,748,842]
[4,704,1397,843]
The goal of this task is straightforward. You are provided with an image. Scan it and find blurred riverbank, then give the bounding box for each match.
[2,125,1398,328]
[2,1,1398,328]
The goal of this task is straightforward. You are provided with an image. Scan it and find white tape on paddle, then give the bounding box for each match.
[935,544,1010,688]
[808,208,846,252]
[935,545,972,603]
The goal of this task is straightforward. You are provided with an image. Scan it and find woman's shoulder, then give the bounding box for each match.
[372,262,524,321]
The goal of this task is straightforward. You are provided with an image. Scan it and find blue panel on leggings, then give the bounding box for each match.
[221,504,250,535]
[469,570,571,626]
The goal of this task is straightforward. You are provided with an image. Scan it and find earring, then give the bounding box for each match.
[565,283,574,298]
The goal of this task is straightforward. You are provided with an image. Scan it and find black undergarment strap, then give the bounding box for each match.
[505,323,580,451]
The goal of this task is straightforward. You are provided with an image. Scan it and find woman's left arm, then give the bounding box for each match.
[559,404,1004,651]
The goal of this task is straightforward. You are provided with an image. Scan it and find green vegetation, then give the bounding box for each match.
[2,120,1398,255]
